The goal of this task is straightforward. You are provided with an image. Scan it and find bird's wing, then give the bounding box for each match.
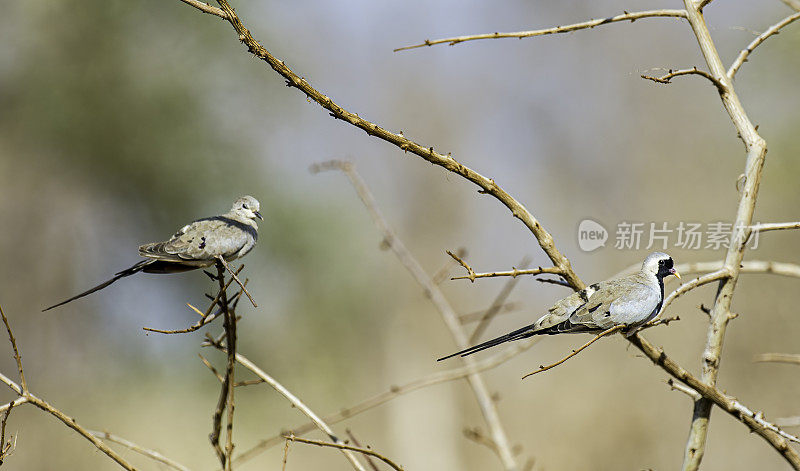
[139,217,251,265]
[568,276,660,330]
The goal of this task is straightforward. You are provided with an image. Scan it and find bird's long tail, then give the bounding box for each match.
[437,322,540,361]
[42,260,153,312]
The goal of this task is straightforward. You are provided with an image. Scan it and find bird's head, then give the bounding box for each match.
[231,195,263,221]
[642,252,680,280]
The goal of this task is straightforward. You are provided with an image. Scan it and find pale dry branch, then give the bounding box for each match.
[233,338,536,466]
[617,260,800,280]
[312,159,517,469]
[749,221,800,233]
[393,10,687,51]
[89,430,191,471]
[212,348,367,471]
[204,4,585,290]
[754,353,800,365]
[660,269,730,314]
[681,0,769,463]
[641,67,726,92]
[283,434,404,471]
[728,12,800,79]
[667,378,701,400]
[522,326,624,379]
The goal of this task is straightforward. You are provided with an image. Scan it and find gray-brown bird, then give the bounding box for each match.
[438,252,680,361]
[43,196,262,311]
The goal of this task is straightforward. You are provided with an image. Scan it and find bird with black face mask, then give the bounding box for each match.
[438,252,680,361]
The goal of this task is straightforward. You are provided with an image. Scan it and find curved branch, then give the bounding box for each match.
[284,435,404,471]
[206,2,585,290]
[728,12,800,79]
[394,10,687,51]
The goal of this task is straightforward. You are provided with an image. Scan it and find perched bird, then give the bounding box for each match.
[43,196,262,311]
[438,252,680,361]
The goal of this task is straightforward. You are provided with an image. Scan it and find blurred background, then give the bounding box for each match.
[1,0,798,469]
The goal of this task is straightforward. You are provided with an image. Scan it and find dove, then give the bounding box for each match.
[43,196,262,311]
[438,252,680,361]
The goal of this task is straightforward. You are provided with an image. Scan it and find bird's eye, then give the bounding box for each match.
[242,204,248,209]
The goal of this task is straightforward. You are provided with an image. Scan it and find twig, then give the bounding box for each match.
[281,439,292,471]
[232,338,536,466]
[393,10,688,51]
[667,378,701,400]
[660,269,730,314]
[217,256,256,308]
[470,256,531,343]
[446,250,562,282]
[89,430,191,471]
[205,4,586,289]
[0,306,25,393]
[522,326,624,379]
[200,354,225,383]
[728,12,800,79]
[754,353,800,365]
[283,434,404,471]
[312,159,517,469]
[641,67,726,92]
[749,221,800,233]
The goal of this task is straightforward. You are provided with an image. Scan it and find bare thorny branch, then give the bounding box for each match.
[169,1,800,469]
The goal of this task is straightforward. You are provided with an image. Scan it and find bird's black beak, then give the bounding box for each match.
[254,211,263,220]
